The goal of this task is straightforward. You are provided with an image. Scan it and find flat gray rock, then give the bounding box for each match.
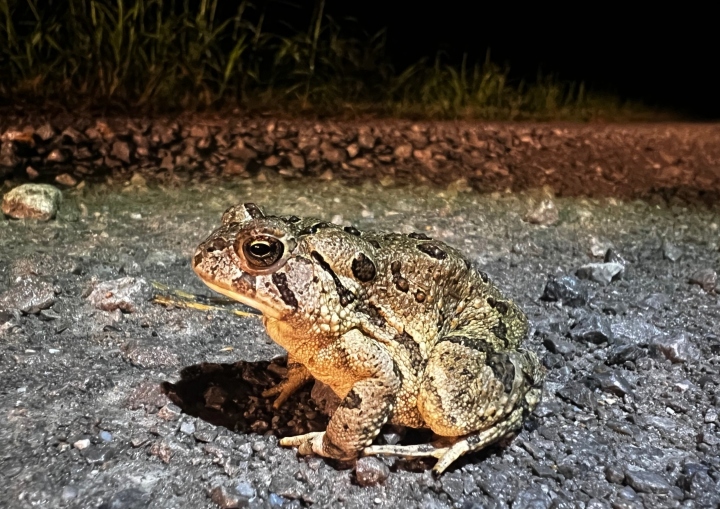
[2,183,62,220]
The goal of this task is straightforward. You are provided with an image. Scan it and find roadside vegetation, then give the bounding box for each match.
[0,0,657,120]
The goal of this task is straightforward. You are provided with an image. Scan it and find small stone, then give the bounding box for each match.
[73,439,90,450]
[157,403,182,421]
[606,343,644,365]
[700,429,719,446]
[570,315,613,344]
[194,428,218,443]
[576,262,624,285]
[587,371,634,398]
[210,485,240,509]
[99,431,113,442]
[55,173,77,187]
[662,240,683,261]
[204,386,228,410]
[0,276,56,314]
[149,441,173,463]
[541,275,588,307]
[358,129,377,149]
[705,409,718,423]
[440,473,465,502]
[524,197,559,225]
[112,140,132,163]
[47,148,70,163]
[61,127,83,143]
[264,155,281,167]
[26,166,39,179]
[531,463,558,479]
[588,237,613,258]
[393,143,413,159]
[87,277,151,313]
[2,183,62,221]
[605,465,625,484]
[346,144,359,158]
[557,381,597,410]
[61,486,78,501]
[84,445,116,465]
[688,268,717,292]
[637,293,670,310]
[222,160,247,176]
[611,317,662,342]
[235,481,256,501]
[604,248,627,266]
[542,335,576,357]
[180,421,196,435]
[650,334,699,363]
[288,153,305,169]
[321,144,345,164]
[125,381,168,410]
[355,457,390,486]
[129,172,147,188]
[35,123,56,141]
[413,148,433,161]
[268,493,286,507]
[624,470,671,494]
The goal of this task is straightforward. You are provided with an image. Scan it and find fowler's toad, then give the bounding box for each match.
[193,203,544,474]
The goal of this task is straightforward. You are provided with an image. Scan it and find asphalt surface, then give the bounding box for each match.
[1,179,719,508]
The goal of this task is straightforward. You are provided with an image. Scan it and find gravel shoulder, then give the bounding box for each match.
[1,171,720,508]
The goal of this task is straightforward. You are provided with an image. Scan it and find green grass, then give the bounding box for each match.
[0,0,657,120]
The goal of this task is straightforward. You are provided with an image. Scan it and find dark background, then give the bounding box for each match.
[257,1,719,119]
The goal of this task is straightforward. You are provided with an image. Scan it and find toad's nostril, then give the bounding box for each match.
[206,238,228,252]
[193,252,204,267]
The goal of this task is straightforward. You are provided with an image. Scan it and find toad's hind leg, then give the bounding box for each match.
[364,341,544,474]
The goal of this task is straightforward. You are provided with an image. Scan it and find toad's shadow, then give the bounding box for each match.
[161,359,500,472]
[161,359,329,437]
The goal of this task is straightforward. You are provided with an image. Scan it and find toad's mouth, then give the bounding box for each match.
[194,270,283,320]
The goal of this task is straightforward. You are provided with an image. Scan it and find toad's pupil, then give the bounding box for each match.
[250,242,272,257]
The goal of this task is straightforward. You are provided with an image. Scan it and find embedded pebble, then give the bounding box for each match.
[662,240,683,261]
[1,183,62,220]
[557,381,597,410]
[688,268,717,292]
[355,456,390,486]
[586,370,634,397]
[541,275,588,307]
[235,481,256,501]
[524,197,559,225]
[60,486,78,501]
[210,485,240,508]
[0,276,56,314]
[624,469,671,494]
[650,334,699,363]
[570,314,613,344]
[87,277,151,313]
[606,343,645,365]
[576,262,624,284]
[73,439,90,450]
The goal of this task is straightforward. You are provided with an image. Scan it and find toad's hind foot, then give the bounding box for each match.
[363,407,525,474]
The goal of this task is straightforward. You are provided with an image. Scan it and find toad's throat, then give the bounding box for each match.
[197,278,282,320]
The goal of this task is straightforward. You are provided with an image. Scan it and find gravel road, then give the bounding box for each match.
[1,154,719,508]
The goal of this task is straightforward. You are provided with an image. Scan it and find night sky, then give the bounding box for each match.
[261,2,719,119]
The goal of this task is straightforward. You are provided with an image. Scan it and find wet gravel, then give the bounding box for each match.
[1,179,719,508]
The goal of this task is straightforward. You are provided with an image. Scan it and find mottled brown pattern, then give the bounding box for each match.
[193,203,545,474]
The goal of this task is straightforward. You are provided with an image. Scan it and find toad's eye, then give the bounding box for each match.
[242,236,284,268]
